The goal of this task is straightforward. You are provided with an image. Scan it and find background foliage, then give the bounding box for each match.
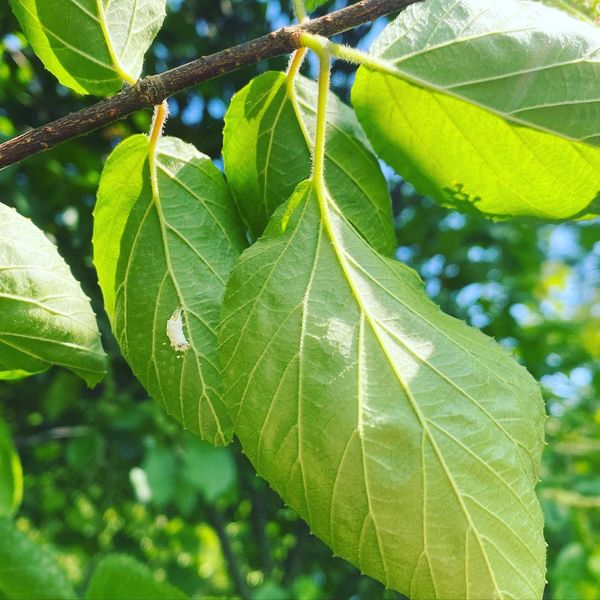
[1,0,599,598]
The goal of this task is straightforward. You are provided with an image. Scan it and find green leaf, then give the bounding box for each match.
[223,71,395,255]
[219,180,546,598]
[181,437,237,503]
[9,0,166,95]
[352,0,600,221]
[94,134,246,444]
[304,0,331,11]
[85,554,186,600]
[0,518,77,600]
[0,417,22,517]
[539,0,599,21]
[0,203,106,386]
[143,444,177,507]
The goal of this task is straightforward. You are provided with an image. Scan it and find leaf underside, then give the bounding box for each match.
[9,0,166,95]
[0,203,106,386]
[94,135,246,445]
[223,71,396,256]
[219,180,546,599]
[353,0,600,221]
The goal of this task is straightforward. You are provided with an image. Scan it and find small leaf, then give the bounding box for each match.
[353,0,600,221]
[0,203,106,386]
[0,518,77,600]
[142,444,177,507]
[9,0,166,95]
[0,416,23,517]
[181,437,237,503]
[304,0,331,11]
[219,181,546,598]
[85,554,186,600]
[94,135,246,445]
[223,71,395,255]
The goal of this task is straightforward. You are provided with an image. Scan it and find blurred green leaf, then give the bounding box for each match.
[0,518,76,599]
[85,554,186,600]
[143,444,177,508]
[0,417,22,517]
[304,0,331,11]
[252,581,288,600]
[181,438,236,503]
[551,542,600,599]
[65,433,105,472]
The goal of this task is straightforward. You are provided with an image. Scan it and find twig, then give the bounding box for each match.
[0,0,419,169]
[208,506,250,599]
[14,425,92,447]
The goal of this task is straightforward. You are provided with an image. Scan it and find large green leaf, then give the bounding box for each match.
[9,0,166,95]
[0,203,106,386]
[94,134,246,444]
[0,518,76,600]
[353,0,600,221]
[223,71,395,255]
[0,417,22,517]
[219,180,546,598]
[85,554,186,600]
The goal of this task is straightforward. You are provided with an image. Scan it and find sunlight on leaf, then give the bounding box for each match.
[9,0,166,95]
[353,0,600,221]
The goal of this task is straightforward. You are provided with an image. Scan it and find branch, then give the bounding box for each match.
[0,0,419,169]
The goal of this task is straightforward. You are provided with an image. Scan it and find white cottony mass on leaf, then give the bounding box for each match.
[219,181,547,599]
[94,135,246,445]
[0,203,106,385]
[9,0,166,95]
[353,0,600,221]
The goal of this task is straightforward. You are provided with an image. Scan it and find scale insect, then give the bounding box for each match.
[166,308,190,352]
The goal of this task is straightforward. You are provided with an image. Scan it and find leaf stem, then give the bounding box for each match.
[301,32,396,75]
[287,47,307,82]
[293,0,308,22]
[148,100,169,160]
[304,36,331,197]
[286,48,314,148]
[148,100,169,199]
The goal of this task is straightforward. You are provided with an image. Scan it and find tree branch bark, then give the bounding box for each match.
[0,0,419,169]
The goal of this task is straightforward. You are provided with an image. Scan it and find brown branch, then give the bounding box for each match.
[0,0,419,169]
